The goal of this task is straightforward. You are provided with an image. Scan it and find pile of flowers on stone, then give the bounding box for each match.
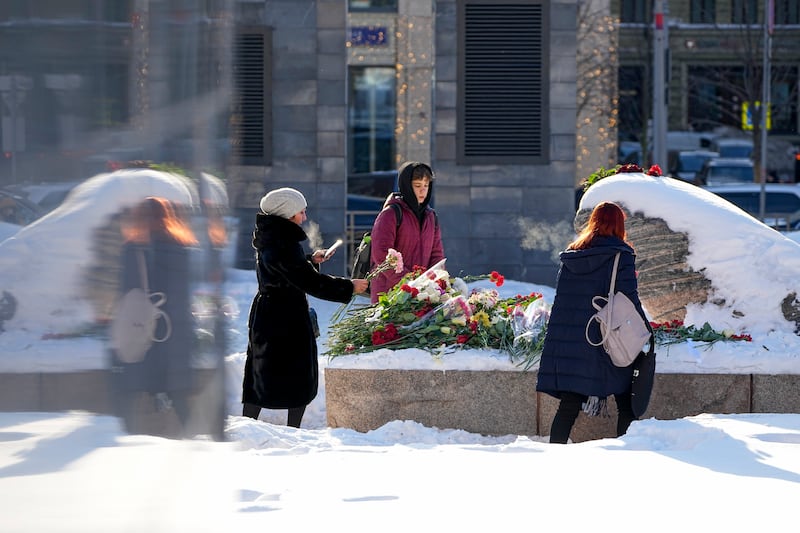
[326,244,754,367]
[581,162,663,191]
[650,319,752,347]
[326,261,549,369]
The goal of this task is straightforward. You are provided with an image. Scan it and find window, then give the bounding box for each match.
[775,0,800,24]
[690,0,715,23]
[232,28,271,165]
[688,66,744,131]
[620,0,647,23]
[0,1,27,20]
[731,0,757,24]
[618,66,646,142]
[348,67,396,174]
[769,66,799,135]
[91,63,129,128]
[100,0,130,22]
[348,0,397,12]
[0,0,131,22]
[458,0,549,164]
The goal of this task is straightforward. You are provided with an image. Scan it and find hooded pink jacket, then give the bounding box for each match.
[369,196,444,303]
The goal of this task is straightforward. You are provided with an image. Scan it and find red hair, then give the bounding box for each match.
[122,197,198,247]
[568,201,631,250]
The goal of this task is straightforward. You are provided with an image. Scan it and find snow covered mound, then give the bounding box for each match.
[0,169,197,334]
[580,173,800,338]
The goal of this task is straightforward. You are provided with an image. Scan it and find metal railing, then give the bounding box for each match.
[344,209,380,275]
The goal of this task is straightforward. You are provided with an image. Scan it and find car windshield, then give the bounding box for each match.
[708,165,753,183]
[718,146,752,158]
[680,154,710,172]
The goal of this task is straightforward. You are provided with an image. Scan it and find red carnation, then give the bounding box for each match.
[647,164,663,176]
[617,163,643,173]
[489,271,505,287]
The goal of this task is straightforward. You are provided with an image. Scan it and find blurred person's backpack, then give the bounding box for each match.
[585,252,651,367]
[350,203,403,279]
[110,249,172,363]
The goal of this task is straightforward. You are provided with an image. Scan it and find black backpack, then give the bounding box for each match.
[350,203,402,278]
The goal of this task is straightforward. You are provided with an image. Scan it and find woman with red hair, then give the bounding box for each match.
[536,201,650,443]
[112,196,198,436]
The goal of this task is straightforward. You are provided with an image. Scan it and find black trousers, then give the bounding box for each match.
[243,403,306,428]
[549,391,636,444]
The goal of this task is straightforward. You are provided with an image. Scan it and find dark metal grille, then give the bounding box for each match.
[460,2,547,163]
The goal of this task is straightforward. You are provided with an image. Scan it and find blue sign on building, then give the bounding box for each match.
[350,26,387,46]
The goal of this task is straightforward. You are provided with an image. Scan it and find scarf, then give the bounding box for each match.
[582,396,610,417]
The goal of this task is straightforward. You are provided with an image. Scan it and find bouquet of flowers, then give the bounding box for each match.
[330,248,404,323]
[326,262,550,369]
[366,248,404,281]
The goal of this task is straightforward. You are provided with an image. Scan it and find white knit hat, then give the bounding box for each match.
[259,187,307,219]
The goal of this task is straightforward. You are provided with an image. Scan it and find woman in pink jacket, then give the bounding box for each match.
[369,161,445,303]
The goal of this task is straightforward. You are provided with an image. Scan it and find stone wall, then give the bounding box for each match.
[0,369,223,439]
[325,368,800,442]
[4,368,800,442]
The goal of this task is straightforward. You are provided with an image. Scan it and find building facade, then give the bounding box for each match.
[0,0,579,285]
[613,0,800,152]
[229,0,579,283]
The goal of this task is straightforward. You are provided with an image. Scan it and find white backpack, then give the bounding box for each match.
[585,252,651,367]
[110,249,171,363]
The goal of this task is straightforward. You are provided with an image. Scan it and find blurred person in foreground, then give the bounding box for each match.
[369,161,445,303]
[536,201,649,444]
[110,196,198,436]
[242,187,368,428]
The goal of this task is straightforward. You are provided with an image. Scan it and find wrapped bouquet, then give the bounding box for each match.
[326,260,550,369]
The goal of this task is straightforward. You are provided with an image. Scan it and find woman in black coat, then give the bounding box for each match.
[242,187,368,428]
[536,201,650,443]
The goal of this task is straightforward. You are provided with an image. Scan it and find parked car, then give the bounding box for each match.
[618,141,643,166]
[619,131,715,168]
[695,157,755,186]
[669,149,719,182]
[3,181,80,215]
[665,130,715,151]
[0,189,44,226]
[709,137,754,159]
[704,183,800,230]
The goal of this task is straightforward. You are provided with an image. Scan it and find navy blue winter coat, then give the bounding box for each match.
[112,238,196,395]
[536,235,648,399]
[242,214,354,410]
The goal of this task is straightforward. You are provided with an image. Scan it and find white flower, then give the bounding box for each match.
[452,277,469,296]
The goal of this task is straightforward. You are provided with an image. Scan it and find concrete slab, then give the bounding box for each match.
[41,370,113,414]
[536,392,618,443]
[647,374,751,419]
[752,375,800,413]
[0,373,40,411]
[326,369,761,442]
[325,368,538,436]
[0,368,224,440]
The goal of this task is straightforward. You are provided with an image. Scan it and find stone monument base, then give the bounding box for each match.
[325,368,800,442]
